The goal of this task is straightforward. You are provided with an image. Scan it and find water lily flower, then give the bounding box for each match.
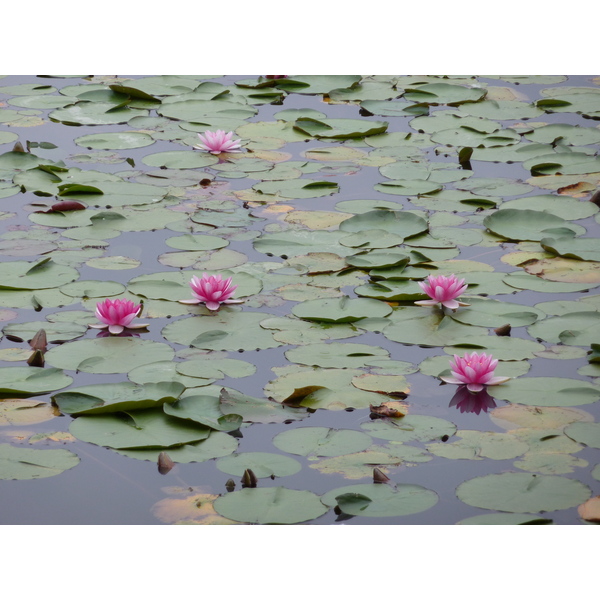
[449,386,497,415]
[440,352,511,393]
[89,298,148,335]
[195,130,242,154]
[415,274,470,310]
[179,273,243,311]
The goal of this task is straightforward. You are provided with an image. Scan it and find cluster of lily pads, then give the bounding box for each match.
[1,74,600,524]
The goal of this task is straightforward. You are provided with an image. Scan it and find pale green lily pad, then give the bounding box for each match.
[403,83,487,105]
[513,452,588,475]
[116,431,238,463]
[321,483,438,517]
[528,311,600,346]
[564,422,600,449]
[361,415,456,443]
[52,381,184,415]
[59,279,125,298]
[49,102,148,125]
[456,472,590,513]
[0,444,79,480]
[176,357,255,380]
[74,131,155,150]
[354,280,425,302]
[142,150,219,169]
[213,487,328,525]
[490,404,594,431]
[503,272,595,293]
[540,237,600,262]
[2,320,87,343]
[162,395,242,432]
[254,230,352,257]
[500,195,599,222]
[457,513,553,525]
[285,342,388,368]
[162,312,281,351]
[426,430,529,460]
[488,377,600,407]
[70,408,211,450]
[0,258,79,291]
[0,367,72,396]
[128,360,215,388]
[272,427,372,457]
[292,297,392,323]
[216,452,302,478]
[484,209,584,242]
[383,307,487,347]
[443,335,545,360]
[449,297,544,328]
[310,444,431,479]
[253,179,339,199]
[45,338,175,374]
[339,209,428,240]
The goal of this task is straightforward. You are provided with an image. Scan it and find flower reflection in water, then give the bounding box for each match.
[449,385,497,415]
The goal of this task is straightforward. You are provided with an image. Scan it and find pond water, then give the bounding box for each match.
[1,74,599,525]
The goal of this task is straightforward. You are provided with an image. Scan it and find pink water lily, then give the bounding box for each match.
[89,298,148,335]
[179,273,243,311]
[195,130,242,154]
[440,352,511,393]
[415,274,470,310]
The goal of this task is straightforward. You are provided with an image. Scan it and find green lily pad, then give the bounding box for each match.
[484,209,584,242]
[163,394,242,432]
[272,427,372,457]
[457,513,553,525]
[52,381,184,415]
[116,431,238,463]
[321,483,438,517]
[0,366,72,396]
[564,422,600,449]
[361,415,456,443]
[213,487,328,524]
[292,297,392,323]
[427,430,529,460]
[69,408,211,449]
[488,377,600,407]
[285,342,388,368]
[45,338,175,374]
[0,258,79,291]
[0,444,79,480]
[456,472,590,512]
[74,131,155,150]
[216,452,302,478]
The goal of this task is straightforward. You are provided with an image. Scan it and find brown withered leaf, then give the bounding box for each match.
[578,496,600,522]
[369,401,408,419]
[557,182,596,197]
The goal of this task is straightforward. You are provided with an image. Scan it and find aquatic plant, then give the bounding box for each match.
[180,273,242,311]
[89,298,148,335]
[440,352,510,393]
[415,274,469,310]
[195,130,242,154]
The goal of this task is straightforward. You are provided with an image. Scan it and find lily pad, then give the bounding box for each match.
[216,452,302,478]
[214,487,328,524]
[321,483,438,517]
[456,472,591,513]
[272,427,372,457]
[0,444,79,480]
